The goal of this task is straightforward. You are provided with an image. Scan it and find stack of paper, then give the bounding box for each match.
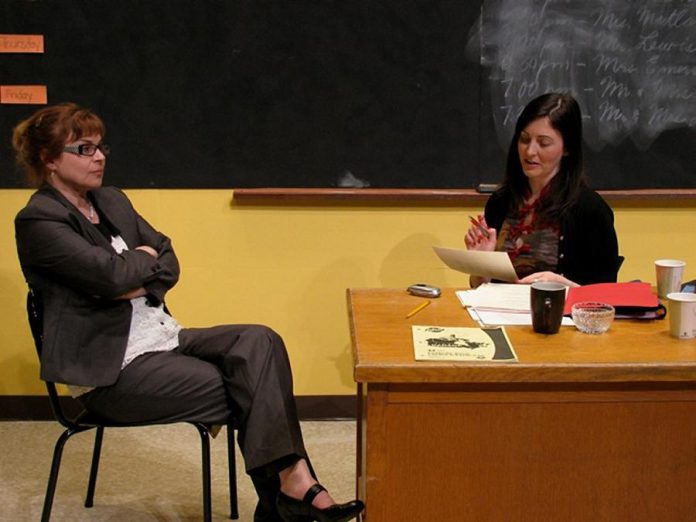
[456,283,574,327]
[457,283,532,311]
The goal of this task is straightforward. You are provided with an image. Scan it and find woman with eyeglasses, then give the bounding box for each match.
[12,102,363,522]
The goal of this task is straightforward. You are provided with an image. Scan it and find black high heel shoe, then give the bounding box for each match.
[276,483,365,522]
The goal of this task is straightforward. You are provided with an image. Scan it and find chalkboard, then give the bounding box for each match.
[1,0,694,190]
[476,0,696,190]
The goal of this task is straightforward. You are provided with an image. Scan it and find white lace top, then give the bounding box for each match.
[68,235,181,397]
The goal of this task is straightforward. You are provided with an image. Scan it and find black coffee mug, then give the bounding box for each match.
[530,282,567,334]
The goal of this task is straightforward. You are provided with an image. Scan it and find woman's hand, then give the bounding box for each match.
[518,271,579,287]
[115,287,147,300]
[469,275,491,289]
[135,245,158,258]
[465,215,496,288]
[465,215,497,251]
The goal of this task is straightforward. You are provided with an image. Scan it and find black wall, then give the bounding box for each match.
[1,0,694,189]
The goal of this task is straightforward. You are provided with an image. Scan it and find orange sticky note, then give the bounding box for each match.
[0,85,48,104]
[0,34,44,53]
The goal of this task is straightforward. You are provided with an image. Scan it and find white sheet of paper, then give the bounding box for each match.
[457,284,532,311]
[433,246,517,282]
[461,286,574,326]
[467,308,574,327]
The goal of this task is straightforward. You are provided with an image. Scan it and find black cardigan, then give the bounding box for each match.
[484,186,620,286]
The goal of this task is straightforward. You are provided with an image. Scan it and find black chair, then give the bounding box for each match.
[617,255,625,273]
[26,289,239,521]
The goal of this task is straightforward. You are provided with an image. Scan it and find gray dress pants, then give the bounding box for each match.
[80,324,309,521]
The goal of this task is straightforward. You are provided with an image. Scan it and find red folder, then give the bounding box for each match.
[564,282,663,318]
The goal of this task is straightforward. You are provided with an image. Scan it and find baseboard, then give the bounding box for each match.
[0,394,357,421]
[296,394,357,420]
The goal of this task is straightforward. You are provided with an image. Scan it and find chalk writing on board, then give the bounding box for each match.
[472,0,695,152]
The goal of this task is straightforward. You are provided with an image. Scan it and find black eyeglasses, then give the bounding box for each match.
[62,143,111,157]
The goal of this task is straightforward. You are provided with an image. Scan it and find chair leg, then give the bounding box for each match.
[84,425,104,508]
[226,422,239,519]
[42,427,88,522]
[194,424,213,522]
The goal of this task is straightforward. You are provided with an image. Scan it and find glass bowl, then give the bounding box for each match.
[571,302,615,334]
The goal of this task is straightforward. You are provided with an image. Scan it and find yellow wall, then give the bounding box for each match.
[2,189,695,396]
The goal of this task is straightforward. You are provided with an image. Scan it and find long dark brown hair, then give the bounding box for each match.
[499,92,586,219]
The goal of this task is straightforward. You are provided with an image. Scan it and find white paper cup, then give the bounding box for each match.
[666,292,696,339]
[655,259,686,299]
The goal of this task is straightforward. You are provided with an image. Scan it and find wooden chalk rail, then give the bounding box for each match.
[233,188,696,204]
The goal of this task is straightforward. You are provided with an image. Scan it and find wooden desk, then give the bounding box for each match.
[348,288,696,522]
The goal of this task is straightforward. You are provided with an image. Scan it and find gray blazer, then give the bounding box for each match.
[15,185,180,387]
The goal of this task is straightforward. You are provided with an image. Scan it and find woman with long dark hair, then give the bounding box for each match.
[466,92,620,287]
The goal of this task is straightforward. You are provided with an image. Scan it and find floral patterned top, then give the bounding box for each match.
[496,196,560,280]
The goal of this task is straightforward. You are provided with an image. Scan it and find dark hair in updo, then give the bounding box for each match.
[12,102,105,187]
